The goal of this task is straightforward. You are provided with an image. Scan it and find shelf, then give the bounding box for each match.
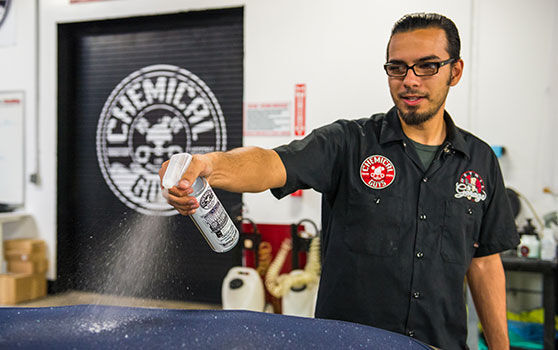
[0,210,29,223]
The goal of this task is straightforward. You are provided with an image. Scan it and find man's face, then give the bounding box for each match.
[387,28,462,126]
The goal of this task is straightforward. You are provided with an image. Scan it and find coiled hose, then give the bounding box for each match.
[256,241,273,278]
[265,237,321,298]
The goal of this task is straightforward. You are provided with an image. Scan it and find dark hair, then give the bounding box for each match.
[386,13,461,61]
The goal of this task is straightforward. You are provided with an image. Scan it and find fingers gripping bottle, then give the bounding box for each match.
[162,153,239,253]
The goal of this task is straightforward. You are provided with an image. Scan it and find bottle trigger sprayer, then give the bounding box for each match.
[162,153,239,253]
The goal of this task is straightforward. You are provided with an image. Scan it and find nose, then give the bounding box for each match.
[402,68,420,88]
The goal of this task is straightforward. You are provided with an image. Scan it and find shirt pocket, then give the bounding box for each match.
[441,199,482,264]
[344,193,403,256]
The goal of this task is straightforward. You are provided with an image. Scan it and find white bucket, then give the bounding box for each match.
[221,266,265,312]
[281,270,319,318]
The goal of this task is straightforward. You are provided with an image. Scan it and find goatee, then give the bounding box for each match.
[398,109,436,126]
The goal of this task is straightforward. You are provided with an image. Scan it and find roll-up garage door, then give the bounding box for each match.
[57,8,243,303]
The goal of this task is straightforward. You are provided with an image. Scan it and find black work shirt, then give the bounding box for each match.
[271,107,519,349]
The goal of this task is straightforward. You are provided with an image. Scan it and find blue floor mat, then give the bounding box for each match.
[0,305,432,349]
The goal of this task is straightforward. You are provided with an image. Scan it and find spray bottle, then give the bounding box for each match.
[162,153,239,253]
[517,219,541,258]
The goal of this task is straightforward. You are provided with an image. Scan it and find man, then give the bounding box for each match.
[160,13,519,349]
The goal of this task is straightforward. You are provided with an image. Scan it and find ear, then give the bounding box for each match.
[449,59,464,86]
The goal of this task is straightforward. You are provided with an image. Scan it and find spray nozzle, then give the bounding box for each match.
[162,153,193,189]
[520,219,539,237]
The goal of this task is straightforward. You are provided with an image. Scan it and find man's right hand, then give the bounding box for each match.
[158,153,213,216]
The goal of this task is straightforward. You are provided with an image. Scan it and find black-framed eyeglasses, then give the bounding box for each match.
[384,58,455,77]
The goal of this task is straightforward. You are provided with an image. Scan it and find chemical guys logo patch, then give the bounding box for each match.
[96,64,227,216]
[454,170,487,203]
[360,155,396,189]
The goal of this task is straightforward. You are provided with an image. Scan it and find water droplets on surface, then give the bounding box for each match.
[83,320,119,334]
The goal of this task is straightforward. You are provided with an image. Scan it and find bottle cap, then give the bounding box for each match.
[162,153,192,189]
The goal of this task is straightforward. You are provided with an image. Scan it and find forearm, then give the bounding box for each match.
[466,254,509,350]
[159,146,286,216]
[206,146,286,193]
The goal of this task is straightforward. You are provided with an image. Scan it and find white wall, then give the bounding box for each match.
[472,0,558,314]
[0,0,556,282]
[472,0,558,224]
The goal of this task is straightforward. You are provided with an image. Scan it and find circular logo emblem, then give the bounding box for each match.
[454,170,487,202]
[360,155,396,189]
[96,64,227,216]
[199,189,216,210]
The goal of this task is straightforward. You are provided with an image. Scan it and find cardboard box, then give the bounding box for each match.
[1,239,48,304]
[4,250,47,262]
[4,239,46,254]
[4,239,47,264]
[4,239,48,274]
[7,259,48,274]
[0,273,33,305]
[30,274,47,299]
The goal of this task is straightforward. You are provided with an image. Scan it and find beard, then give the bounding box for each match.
[397,102,441,126]
[396,89,448,126]
[398,108,436,126]
[396,76,452,126]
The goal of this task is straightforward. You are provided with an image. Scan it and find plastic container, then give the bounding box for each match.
[221,267,265,311]
[517,234,540,259]
[162,153,239,253]
[281,270,319,318]
[540,227,557,261]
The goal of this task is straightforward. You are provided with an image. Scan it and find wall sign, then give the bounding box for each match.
[244,102,290,136]
[294,84,306,136]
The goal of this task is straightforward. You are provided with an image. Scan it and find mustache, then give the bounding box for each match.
[398,90,429,98]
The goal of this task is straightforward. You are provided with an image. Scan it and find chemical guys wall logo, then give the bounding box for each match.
[454,170,487,203]
[360,155,396,189]
[96,64,227,216]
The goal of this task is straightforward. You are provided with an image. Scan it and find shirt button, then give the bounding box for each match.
[467,208,473,215]
[402,141,407,147]
[375,198,381,204]
[416,251,424,258]
[408,330,415,337]
[422,177,428,183]
[413,291,421,299]
[419,214,427,220]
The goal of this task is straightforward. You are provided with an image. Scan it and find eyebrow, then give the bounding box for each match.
[387,55,442,64]
[416,55,441,62]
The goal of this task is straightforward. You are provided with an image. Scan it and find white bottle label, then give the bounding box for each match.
[191,182,239,252]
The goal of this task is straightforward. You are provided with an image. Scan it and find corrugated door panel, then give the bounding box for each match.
[57,8,243,303]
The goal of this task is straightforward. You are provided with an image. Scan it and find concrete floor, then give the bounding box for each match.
[11,290,221,310]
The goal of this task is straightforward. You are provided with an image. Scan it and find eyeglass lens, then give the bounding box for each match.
[386,62,440,77]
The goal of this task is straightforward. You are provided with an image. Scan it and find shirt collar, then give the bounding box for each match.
[443,110,470,159]
[378,107,405,144]
[379,106,470,159]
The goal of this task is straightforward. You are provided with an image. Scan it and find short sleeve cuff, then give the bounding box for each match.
[474,236,520,258]
[269,145,299,199]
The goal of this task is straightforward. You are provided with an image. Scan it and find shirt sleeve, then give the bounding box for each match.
[270,121,347,199]
[474,153,520,257]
